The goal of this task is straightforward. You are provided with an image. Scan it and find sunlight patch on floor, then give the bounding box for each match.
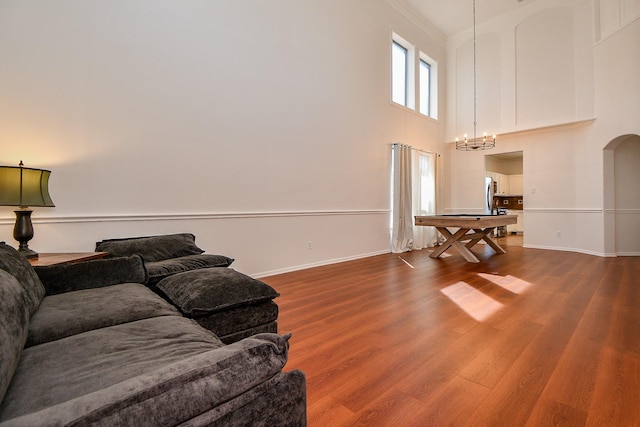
[478,273,532,294]
[440,282,504,322]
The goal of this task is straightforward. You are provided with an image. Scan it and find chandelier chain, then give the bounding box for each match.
[456,0,495,151]
[473,0,477,142]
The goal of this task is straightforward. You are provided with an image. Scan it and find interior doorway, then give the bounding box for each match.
[485,151,524,246]
[603,134,640,256]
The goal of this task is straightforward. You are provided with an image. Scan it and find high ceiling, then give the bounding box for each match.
[405,0,534,36]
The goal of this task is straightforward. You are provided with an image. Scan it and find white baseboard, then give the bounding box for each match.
[253,249,391,278]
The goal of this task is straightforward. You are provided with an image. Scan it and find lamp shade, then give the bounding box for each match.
[0,163,55,208]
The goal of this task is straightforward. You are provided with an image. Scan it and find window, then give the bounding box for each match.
[391,33,414,109]
[419,52,437,119]
[391,32,437,119]
[419,59,431,116]
[392,41,408,106]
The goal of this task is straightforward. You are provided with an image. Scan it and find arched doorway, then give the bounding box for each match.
[603,134,640,256]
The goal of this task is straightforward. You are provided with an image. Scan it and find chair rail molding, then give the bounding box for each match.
[0,209,390,225]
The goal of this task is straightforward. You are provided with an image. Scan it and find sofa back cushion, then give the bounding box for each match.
[0,242,45,316]
[34,255,149,295]
[95,233,205,262]
[0,269,30,403]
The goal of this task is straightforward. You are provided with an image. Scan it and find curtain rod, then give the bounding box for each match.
[390,143,440,157]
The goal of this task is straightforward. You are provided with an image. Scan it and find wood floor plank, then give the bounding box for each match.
[525,398,588,427]
[261,247,640,426]
[535,332,603,413]
[459,319,543,388]
[393,323,499,403]
[346,388,425,426]
[585,347,640,426]
[412,375,492,426]
[465,328,572,426]
[306,395,354,426]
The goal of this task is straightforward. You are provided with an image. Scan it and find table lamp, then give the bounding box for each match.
[0,161,55,258]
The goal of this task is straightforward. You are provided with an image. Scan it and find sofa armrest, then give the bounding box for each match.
[2,333,291,427]
[34,255,148,295]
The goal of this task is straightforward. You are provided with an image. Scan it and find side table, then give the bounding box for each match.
[28,252,109,267]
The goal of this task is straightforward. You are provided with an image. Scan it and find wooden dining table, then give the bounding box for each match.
[415,214,518,263]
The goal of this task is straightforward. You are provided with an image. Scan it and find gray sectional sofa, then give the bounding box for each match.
[0,241,306,426]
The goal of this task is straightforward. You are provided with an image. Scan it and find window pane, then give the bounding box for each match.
[419,59,430,116]
[392,41,407,106]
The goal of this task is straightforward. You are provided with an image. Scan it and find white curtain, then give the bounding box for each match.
[411,151,438,249]
[391,144,438,253]
[391,144,413,253]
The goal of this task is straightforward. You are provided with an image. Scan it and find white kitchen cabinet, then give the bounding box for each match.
[495,174,505,195]
[487,172,509,195]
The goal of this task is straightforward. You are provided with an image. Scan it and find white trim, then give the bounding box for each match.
[0,209,390,225]
[522,244,614,258]
[253,249,391,278]
[608,209,640,215]
[443,208,488,214]
[384,0,446,47]
[445,208,606,215]
[446,118,596,144]
[524,208,603,214]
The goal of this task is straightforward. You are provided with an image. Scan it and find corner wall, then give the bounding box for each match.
[445,0,640,256]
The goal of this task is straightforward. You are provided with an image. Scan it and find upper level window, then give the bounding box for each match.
[419,59,431,116]
[391,34,414,110]
[391,32,437,120]
[419,52,437,119]
[392,41,408,106]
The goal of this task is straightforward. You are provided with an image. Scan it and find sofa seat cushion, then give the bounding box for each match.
[0,316,290,427]
[95,233,205,262]
[0,242,45,316]
[146,254,234,285]
[26,283,180,347]
[0,270,30,403]
[157,268,280,316]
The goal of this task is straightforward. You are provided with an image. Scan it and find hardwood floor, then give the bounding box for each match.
[262,244,640,426]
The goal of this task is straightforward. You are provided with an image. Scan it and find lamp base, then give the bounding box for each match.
[13,209,38,259]
[17,245,39,259]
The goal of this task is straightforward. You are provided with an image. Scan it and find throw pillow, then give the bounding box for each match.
[95,233,204,262]
[34,255,149,295]
[0,242,45,316]
[156,268,280,316]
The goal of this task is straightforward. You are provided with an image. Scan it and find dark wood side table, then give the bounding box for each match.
[28,252,109,267]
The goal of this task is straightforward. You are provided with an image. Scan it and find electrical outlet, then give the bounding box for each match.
[307,241,312,249]
[556,231,561,237]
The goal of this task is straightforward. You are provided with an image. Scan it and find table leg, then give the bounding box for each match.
[465,228,489,249]
[431,227,480,263]
[480,228,507,254]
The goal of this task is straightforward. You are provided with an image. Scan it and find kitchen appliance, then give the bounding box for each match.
[485,176,494,214]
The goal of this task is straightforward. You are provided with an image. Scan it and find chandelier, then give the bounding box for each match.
[456,0,496,151]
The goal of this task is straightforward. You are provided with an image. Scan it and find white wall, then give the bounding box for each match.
[0,0,446,276]
[445,0,640,256]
